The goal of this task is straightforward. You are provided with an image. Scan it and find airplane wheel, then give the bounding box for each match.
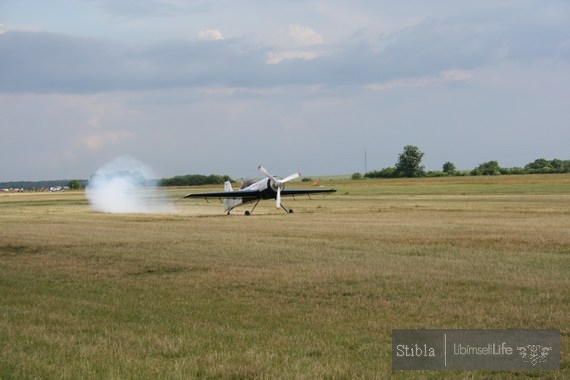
[288,209,294,213]
[244,211,251,216]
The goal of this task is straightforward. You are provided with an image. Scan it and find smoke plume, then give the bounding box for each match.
[86,155,174,213]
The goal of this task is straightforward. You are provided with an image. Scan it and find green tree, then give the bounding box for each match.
[442,161,456,175]
[524,158,570,173]
[525,158,552,171]
[471,161,502,175]
[364,167,396,178]
[395,145,425,177]
[160,174,232,186]
[68,180,82,190]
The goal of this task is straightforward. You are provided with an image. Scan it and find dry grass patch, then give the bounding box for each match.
[1,176,569,378]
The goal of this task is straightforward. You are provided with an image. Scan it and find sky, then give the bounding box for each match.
[1,0,569,181]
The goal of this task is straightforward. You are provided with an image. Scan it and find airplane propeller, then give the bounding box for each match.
[258,165,300,209]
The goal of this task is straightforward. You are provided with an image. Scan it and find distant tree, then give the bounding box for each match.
[553,159,570,172]
[471,161,502,175]
[351,172,363,180]
[525,158,552,171]
[68,180,82,190]
[395,145,425,177]
[442,161,456,175]
[524,158,570,173]
[425,171,447,177]
[365,167,396,178]
[160,174,232,187]
[550,159,566,171]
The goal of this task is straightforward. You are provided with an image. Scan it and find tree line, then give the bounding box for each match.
[159,174,232,187]
[1,175,231,190]
[356,145,570,179]
[4,148,567,190]
[0,179,87,191]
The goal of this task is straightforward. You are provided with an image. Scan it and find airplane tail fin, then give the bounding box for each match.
[223,181,242,212]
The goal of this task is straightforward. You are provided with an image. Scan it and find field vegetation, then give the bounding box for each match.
[1,174,569,379]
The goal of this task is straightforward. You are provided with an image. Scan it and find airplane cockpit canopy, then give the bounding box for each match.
[240,179,256,189]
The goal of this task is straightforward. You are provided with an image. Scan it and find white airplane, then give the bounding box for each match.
[184,165,336,215]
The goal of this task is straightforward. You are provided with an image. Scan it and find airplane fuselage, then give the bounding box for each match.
[240,179,279,201]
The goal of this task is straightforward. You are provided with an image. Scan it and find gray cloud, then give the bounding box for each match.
[374,8,570,77]
[85,0,215,19]
[0,31,268,92]
[1,6,568,94]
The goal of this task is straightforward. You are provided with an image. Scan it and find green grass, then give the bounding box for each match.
[1,174,569,379]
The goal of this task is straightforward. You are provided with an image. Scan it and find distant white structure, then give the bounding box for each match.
[1,188,24,192]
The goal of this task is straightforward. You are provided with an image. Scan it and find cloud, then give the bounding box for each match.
[288,24,324,46]
[441,69,472,82]
[265,50,320,65]
[0,31,128,92]
[198,29,224,41]
[0,31,269,92]
[81,130,135,151]
[375,7,570,76]
[0,5,568,94]
[365,70,472,91]
[266,24,325,64]
[87,0,211,18]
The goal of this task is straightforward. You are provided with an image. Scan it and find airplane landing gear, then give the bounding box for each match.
[242,202,293,215]
[243,199,261,216]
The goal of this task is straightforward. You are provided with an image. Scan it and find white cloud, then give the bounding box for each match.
[288,24,324,46]
[441,69,473,82]
[198,29,224,41]
[81,130,135,151]
[265,50,320,64]
[265,24,324,64]
[365,70,472,91]
[0,24,6,35]
[365,76,437,91]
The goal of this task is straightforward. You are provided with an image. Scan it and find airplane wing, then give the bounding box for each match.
[280,188,337,196]
[184,188,336,199]
[184,190,261,199]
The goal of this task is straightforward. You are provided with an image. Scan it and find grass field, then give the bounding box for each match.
[1,174,569,379]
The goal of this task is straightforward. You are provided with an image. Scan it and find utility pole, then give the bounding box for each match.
[364,150,368,174]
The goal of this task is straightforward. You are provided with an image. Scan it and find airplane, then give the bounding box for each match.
[184,165,336,215]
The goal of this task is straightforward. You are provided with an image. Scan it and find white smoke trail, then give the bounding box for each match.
[86,155,175,213]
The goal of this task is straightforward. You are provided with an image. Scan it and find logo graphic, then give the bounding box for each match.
[516,345,552,366]
[393,329,560,370]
